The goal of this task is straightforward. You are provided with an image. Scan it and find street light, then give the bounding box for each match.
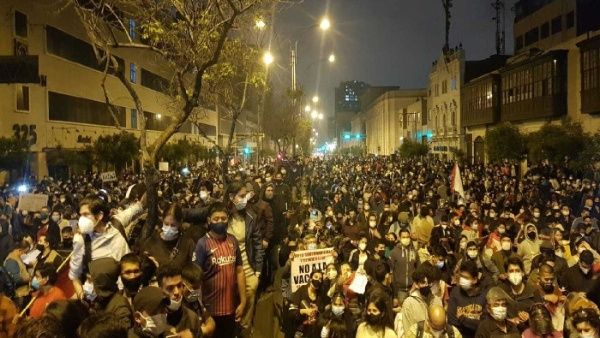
[305,105,312,113]
[156,114,162,120]
[262,51,274,66]
[318,113,324,120]
[328,53,336,63]
[311,110,318,119]
[312,96,319,103]
[319,17,331,31]
[255,19,266,30]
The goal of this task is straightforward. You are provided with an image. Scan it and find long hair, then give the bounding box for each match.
[365,290,394,330]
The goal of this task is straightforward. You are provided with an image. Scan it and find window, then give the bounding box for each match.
[541,22,550,39]
[566,11,575,29]
[434,84,439,96]
[14,11,28,38]
[551,16,562,34]
[141,69,169,93]
[442,80,448,94]
[451,78,457,90]
[48,91,126,126]
[129,19,137,39]
[525,27,539,46]
[515,36,524,51]
[131,109,138,129]
[130,63,137,83]
[16,85,30,111]
[46,26,124,73]
[581,41,600,114]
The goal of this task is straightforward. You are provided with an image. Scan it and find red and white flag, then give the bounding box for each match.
[451,163,465,199]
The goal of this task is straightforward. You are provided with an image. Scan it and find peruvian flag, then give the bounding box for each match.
[450,163,465,199]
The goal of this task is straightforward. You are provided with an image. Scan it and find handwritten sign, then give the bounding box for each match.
[290,248,334,292]
[100,171,117,182]
[18,193,48,212]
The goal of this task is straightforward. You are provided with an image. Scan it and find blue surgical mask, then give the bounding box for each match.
[161,224,179,241]
[31,276,41,290]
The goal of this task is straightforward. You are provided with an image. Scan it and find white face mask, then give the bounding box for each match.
[167,297,182,311]
[460,242,467,250]
[533,212,540,218]
[199,191,209,201]
[51,215,61,222]
[369,221,377,228]
[331,305,345,316]
[467,250,478,259]
[358,243,367,251]
[83,280,96,302]
[491,306,507,321]
[459,277,472,290]
[78,215,96,234]
[501,242,511,251]
[508,272,523,286]
[161,224,179,241]
[400,238,411,247]
[307,243,318,251]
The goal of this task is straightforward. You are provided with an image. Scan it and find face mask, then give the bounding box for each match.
[491,306,507,321]
[454,220,461,226]
[540,282,554,293]
[167,297,182,311]
[400,238,411,247]
[21,210,28,216]
[78,216,96,234]
[527,232,536,240]
[142,313,169,336]
[459,277,472,290]
[359,243,367,251]
[508,272,523,286]
[533,212,540,218]
[328,270,338,280]
[441,223,447,229]
[210,222,228,235]
[31,276,41,290]
[364,205,370,211]
[366,313,382,326]
[467,250,478,259]
[307,243,317,250]
[562,210,570,216]
[199,191,209,201]
[580,265,591,274]
[235,197,247,211]
[460,242,467,250]
[40,212,48,220]
[489,212,496,218]
[311,279,321,290]
[51,215,60,222]
[369,221,377,228]
[331,305,345,316]
[420,285,431,297]
[498,228,505,234]
[501,242,511,251]
[579,330,598,338]
[122,276,143,293]
[161,224,179,241]
[435,261,445,269]
[83,280,97,302]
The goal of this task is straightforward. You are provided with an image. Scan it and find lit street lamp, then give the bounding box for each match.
[318,113,324,120]
[311,110,318,119]
[305,105,312,113]
[262,51,274,66]
[255,19,266,30]
[319,17,331,31]
[312,96,319,103]
[328,53,336,63]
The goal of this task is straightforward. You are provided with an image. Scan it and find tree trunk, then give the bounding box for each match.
[141,160,159,241]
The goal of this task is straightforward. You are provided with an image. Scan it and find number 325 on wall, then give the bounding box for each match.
[13,124,37,146]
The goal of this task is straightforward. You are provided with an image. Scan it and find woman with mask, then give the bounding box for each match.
[289,270,329,338]
[319,293,356,338]
[355,291,397,338]
[349,236,371,273]
[225,182,264,338]
[141,203,195,271]
[572,308,600,338]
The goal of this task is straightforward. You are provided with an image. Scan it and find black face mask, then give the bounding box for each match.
[311,279,322,290]
[210,222,228,235]
[35,244,45,252]
[540,282,554,294]
[366,313,383,326]
[527,232,536,240]
[122,276,143,293]
[62,239,73,248]
[420,285,431,297]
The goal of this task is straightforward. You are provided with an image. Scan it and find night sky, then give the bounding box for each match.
[271,0,517,129]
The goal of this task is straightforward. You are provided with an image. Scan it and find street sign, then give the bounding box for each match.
[100,171,117,182]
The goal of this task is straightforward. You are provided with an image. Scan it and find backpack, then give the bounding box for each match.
[416,321,455,338]
[0,265,16,299]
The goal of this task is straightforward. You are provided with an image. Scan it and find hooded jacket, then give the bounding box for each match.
[517,224,542,274]
[90,257,133,329]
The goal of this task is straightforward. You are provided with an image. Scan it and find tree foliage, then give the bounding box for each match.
[486,123,526,163]
[398,140,429,158]
[91,132,139,172]
[158,139,215,165]
[0,137,28,170]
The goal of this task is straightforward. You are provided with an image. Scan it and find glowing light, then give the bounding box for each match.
[328,53,336,63]
[255,19,266,30]
[156,114,162,120]
[319,17,331,31]
[262,51,274,66]
[17,184,28,193]
[305,105,312,113]
[312,96,319,103]
[311,110,318,119]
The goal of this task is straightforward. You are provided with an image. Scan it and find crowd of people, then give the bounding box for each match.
[0,155,598,338]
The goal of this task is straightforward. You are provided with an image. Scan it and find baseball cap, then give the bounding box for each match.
[133,286,169,315]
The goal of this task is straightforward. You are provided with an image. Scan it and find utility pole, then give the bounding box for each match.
[492,0,506,55]
[442,0,453,52]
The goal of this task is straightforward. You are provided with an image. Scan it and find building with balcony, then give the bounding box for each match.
[463,0,600,163]
[363,89,426,155]
[0,0,218,178]
[399,98,429,144]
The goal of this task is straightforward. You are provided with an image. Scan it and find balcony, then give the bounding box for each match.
[461,74,500,127]
[578,35,600,114]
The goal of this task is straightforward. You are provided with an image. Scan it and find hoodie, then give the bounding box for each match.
[447,285,488,338]
[517,224,541,274]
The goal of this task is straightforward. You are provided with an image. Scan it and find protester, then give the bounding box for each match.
[356,291,397,338]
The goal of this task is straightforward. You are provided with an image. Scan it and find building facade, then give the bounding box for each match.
[0,0,218,178]
[399,98,429,143]
[364,89,426,155]
[463,0,600,163]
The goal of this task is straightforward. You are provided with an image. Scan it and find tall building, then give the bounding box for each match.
[363,89,426,155]
[0,0,218,178]
[333,81,369,143]
[462,0,600,163]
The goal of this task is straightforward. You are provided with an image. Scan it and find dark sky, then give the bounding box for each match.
[271,0,516,125]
